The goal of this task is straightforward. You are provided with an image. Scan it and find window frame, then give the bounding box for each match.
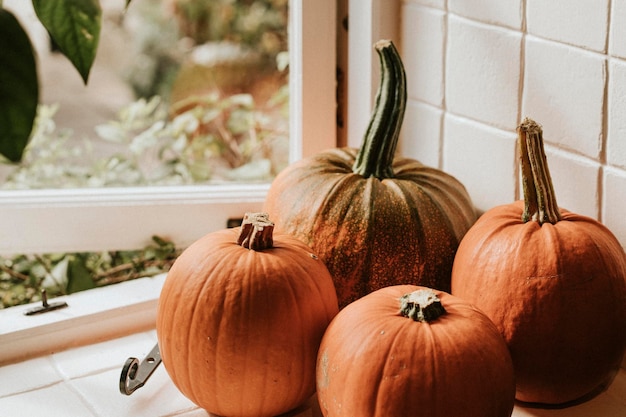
[0,0,338,365]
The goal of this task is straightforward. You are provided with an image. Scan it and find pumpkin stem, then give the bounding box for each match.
[518,118,562,225]
[399,289,446,322]
[237,212,274,251]
[352,39,407,179]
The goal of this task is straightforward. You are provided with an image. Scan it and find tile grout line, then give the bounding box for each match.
[0,355,64,400]
[50,354,103,417]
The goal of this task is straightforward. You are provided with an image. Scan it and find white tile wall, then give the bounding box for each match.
[399,0,626,247]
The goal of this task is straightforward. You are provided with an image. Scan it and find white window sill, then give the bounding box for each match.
[0,274,168,366]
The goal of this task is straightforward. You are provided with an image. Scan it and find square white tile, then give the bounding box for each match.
[522,37,605,159]
[527,0,610,52]
[542,148,600,219]
[401,4,446,106]
[446,15,522,130]
[449,0,523,29]
[609,0,626,58]
[607,60,626,170]
[0,356,62,398]
[0,382,97,417]
[443,114,518,212]
[70,367,198,417]
[52,331,156,379]
[603,168,626,245]
[400,100,443,168]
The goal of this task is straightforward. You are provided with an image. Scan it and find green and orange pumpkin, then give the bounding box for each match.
[264,40,477,307]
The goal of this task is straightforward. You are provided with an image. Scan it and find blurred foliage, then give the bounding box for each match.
[0,236,180,309]
[125,0,288,100]
[167,0,288,55]
[2,89,288,188]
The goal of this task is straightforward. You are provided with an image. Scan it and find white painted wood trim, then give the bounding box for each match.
[290,0,338,160]
[0,0,337,256]
[0,274,165,365]
[0,184,268,255]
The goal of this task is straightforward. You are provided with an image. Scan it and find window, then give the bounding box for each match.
[0,0,338,365]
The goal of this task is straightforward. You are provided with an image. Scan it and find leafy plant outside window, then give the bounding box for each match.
[2,91,289,189]
[0,236,180,309]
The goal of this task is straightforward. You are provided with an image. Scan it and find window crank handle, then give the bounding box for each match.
[119,343,162,395]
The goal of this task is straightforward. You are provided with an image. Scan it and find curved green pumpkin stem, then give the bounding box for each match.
[353,39,407,179]
[237,212,274,250]
[399,289,446,322]
[517,118,562,225]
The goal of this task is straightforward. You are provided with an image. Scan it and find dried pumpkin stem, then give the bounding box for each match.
[237,212,274,251]
[399,289,446,322]
[518,118,562,225]
[353,39,407,180]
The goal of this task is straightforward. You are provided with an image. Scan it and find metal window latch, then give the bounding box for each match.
[119,343,162,395]
[24,290,68,316]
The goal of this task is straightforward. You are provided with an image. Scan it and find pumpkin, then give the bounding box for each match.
[156,213,339,417]
[450,118,626,405]
[316,285,516,417]
[264,40,477,307]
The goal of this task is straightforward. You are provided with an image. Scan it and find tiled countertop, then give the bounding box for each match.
[1,328,624,417]
[0,330,321,417]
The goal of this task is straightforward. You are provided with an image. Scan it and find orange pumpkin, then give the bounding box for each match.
[264,40,476,307]
[451,118,626,405]
[316,285,516,417]
[156,213,338,417]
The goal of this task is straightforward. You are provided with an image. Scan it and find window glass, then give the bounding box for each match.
[1,0,290,307]
[0,0,337,309]
[1,0,290,189]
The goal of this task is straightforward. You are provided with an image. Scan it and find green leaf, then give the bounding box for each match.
[33,0,102,84]
[0,10,39,162]
[67,254,96,294]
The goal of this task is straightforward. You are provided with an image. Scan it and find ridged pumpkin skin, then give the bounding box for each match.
[264,40,476,307]
[265,150,476,306]
[451,119,626,405]
[156,218,339,417]
[451,201,626,404]
[316,285,516,417]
